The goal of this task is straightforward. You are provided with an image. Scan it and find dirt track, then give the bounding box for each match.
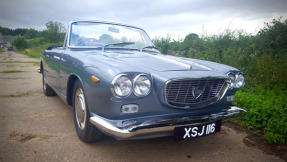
[0,50,284,162]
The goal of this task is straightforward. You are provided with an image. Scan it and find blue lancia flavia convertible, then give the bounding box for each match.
[40,21,246,142]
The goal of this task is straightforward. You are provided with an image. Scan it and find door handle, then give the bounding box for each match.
[54,56,60,60]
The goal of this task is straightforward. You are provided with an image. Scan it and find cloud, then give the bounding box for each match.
[0,0,286,38]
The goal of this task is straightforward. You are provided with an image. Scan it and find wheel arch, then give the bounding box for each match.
[67,74,85,106]
[40,61,43,73]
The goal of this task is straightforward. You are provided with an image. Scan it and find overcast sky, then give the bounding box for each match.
[0,0,287,39]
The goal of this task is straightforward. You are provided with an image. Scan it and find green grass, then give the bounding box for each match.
[0,61,39,64]
[33,62,40,66]
[0,60,40,67]
[17,50,41,58]
[0,49,3,53]
[17,43,58,59]
[0,70,26,73]
[234,86,287,145]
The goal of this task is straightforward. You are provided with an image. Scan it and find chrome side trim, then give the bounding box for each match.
[164,78,230,109]
[90,106,246,139]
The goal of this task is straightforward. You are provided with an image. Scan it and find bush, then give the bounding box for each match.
[12,36,28,50]
[18,41,63,59]
[234,86,287,145]
[28,37,46,48]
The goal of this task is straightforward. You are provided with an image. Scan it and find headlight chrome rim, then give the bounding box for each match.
[133,74,151,97]
[112,74,132,98]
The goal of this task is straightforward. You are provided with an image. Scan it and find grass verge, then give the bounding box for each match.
[33,62,40,66]
[0,61,39,64]
[0,70,26,73]
[17,49,41,59]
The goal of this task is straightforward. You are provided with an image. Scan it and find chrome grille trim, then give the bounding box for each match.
[164,78,230,109]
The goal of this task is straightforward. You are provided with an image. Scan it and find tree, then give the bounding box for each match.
[0,26,10,35]
[0,26,28,36]
[12,36,28,50]
[184,33,199,42]
[44,21,66,43]
[28,37,46,48]
[153,35,171,54]
[257,18,287,55]
[24,28,40,39]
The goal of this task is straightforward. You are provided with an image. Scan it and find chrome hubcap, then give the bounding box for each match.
[75,88,86,130]
[43,83,46,91]
[43,77,46,91]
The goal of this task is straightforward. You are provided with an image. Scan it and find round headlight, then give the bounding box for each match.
[133,74,151,97]
[235,74,245,88]
[228,73,236,89]
[112,74,132,97]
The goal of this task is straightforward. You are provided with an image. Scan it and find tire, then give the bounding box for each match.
[72,80,103,143]
[42,71,56,96]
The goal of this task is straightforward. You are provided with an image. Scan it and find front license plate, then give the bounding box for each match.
[174,120,221,140]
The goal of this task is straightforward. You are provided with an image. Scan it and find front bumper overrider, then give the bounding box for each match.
[90,106,246,139]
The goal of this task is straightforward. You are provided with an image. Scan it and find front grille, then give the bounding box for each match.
[165,79,226,108]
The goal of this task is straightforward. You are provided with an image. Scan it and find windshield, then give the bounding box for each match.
[69,22,154,50]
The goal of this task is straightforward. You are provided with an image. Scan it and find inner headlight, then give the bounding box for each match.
[228,73,236,89]
[112,74,132,97]
[133,74,151,97]
[235,73,245,88]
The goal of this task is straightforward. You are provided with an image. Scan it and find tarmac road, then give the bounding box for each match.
[0,51,284,162]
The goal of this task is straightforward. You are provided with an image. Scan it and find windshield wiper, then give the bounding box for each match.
[102,42,135,51]
[141,46,158,52]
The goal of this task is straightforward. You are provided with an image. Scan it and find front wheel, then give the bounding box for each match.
[72,80,103,143]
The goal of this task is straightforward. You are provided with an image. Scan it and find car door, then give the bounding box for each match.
[51,48,65,91]
[43,49,60,88]
[43,47,64,92]
[42,50,54,85]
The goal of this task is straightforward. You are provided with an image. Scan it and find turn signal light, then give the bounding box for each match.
[226,95,235,102]
[91,75,100,82]
[121,104,139,114]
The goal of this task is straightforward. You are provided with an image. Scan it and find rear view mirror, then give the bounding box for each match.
[108,26,119,33]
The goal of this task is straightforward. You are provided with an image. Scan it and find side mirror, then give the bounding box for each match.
[46,46,60,50]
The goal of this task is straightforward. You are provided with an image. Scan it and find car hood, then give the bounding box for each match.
[82,50,236,73]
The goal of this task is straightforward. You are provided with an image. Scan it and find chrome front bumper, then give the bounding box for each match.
[90,106,246,139]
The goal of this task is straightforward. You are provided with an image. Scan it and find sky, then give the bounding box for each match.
[0,0,287,39]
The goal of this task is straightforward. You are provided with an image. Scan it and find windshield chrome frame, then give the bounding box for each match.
[67,21,155,49]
